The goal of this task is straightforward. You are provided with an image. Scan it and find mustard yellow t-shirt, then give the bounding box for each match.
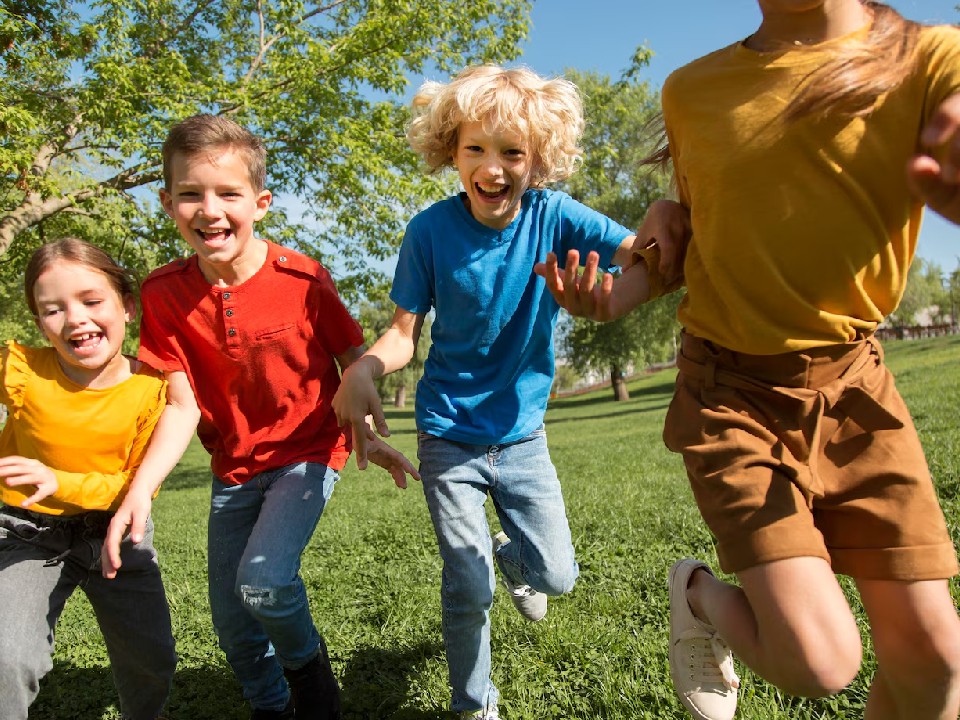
[663,25,960,354]
[0,341,166,515]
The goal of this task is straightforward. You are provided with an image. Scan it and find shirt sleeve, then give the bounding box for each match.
[52,373,167,511]
[137,283,186,373]
[555,194,633,271]
[0,341,27,410]
[312,265,364,357]
[390,218,435,314]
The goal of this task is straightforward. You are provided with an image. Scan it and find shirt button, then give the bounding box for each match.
[225,309,234,317]
[279,255,287,262]
[223,292,231,300]
[228,328,236,337]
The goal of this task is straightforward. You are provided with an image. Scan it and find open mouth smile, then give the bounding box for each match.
[69,332,104,350]
[475,183,510,200]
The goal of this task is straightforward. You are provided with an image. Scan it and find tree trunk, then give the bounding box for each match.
[610,365,630,401]
[394,385,407,408]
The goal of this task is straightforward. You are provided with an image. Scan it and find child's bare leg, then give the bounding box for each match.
[687,556,863,696]
[858,578,960,720]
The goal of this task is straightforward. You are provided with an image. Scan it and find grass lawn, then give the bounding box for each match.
[30,334,960,719]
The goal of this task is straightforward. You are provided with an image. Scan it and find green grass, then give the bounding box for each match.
[30,335,960,719]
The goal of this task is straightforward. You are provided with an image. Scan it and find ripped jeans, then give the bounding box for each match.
[208,462,338,712]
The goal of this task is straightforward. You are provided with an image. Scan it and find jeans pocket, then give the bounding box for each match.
[0,512,41,545]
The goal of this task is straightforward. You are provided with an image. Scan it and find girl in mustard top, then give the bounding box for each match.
[538,2,960,719]
[0,238,176,720]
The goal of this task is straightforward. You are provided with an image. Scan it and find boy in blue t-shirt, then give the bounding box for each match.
[332,64,668,720]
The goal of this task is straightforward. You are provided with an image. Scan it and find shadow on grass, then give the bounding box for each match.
[29,661,251,720]
[29,663,116,720]
[340,640,449,719]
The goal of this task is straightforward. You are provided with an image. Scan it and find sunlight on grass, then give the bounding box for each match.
[32,335,960,719]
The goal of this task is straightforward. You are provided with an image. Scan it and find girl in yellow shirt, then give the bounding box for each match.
[0,237,176,720]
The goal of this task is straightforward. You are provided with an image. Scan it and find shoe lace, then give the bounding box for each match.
[676,625,741,690]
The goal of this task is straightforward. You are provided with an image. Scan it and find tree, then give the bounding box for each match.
[889,257,947,327]
[356,294,431,408]
[557,55,681,401]
[0,0,531,301]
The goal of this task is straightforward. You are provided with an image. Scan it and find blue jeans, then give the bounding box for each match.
[0,507,176,720]
[418,428,579,713]
[208,462,338,712]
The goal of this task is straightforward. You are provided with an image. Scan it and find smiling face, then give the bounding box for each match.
[453,120,536,230]
[160,146,272,285]
[33,260,135,388]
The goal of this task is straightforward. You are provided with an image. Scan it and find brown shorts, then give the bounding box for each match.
[663,332,958,581]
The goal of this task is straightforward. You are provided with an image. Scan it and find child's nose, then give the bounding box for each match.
[63,303,88,326]
[197,195,223,218]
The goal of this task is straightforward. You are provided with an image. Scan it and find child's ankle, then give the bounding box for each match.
[686,566,712,625]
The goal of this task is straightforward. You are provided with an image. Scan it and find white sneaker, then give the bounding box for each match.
[458,709,499,720]
[668,559,740,720]
[492,531,547,622]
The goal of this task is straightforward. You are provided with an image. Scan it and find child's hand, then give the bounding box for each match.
[908,92,960,225]
[361,427,421,489]
[101,489,153,579]
[0,455,59,507]
[333,358,389,470]
[638,199,692,283]
[535,249,618,320]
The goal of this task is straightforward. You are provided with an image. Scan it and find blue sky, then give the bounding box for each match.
[512,0,959,271]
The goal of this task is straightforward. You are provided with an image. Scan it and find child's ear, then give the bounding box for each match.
[159,188,174,218]
[122,294,137,323]
[253,189,272,221]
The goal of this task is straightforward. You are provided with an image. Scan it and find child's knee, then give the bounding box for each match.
[529,560,578,596]
[236,580,299,619]
[878,625,960,695]
[766,625,862,697]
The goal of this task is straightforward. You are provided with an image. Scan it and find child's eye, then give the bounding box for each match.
[84,300,103,307]
[178,191,200,199]
[41,308,61,317]
[465,145,483,153]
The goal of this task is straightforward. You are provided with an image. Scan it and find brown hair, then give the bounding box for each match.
[162,114,267,191]
[643,1,923,169]
[24,238,136,317]
[785,2,921,121]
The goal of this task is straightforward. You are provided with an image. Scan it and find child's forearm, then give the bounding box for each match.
[127,402,199,500]
[605,262,653,320]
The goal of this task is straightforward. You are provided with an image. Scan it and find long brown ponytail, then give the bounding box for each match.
[784,2,921,121]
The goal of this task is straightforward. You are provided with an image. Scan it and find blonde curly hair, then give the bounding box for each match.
[406,65,585,188]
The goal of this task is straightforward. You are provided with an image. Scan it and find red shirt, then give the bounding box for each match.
[139,241,363,485]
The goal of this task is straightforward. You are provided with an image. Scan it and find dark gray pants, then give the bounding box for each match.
[0,507,176,720]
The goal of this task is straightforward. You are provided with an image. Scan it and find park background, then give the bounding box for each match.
[1,1,959,718]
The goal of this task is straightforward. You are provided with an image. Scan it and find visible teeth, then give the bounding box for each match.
[477,184,508,198]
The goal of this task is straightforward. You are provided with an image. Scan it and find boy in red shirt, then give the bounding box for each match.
[102,114,418,720]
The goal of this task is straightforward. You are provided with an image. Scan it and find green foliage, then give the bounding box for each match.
[355,296,432,407]
[555,59,680,396]
[889,256,949,327]
[33,334,960,718]
[1,0,532,301]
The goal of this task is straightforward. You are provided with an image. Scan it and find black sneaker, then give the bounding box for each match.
[283,641,342,719]
[250,697,295,720]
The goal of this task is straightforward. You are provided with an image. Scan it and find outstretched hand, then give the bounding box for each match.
[0,455,58,508]
[362,426,421,489]
[332,359,388,471]
[908,92,960,225]
[534,249,617,320]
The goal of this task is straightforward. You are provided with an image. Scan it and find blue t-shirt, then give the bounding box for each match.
[391,188,631,445]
